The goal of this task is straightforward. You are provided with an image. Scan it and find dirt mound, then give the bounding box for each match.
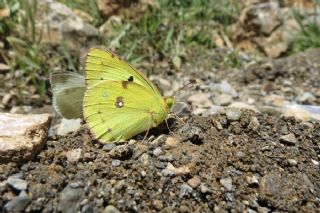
[1,110,319,212]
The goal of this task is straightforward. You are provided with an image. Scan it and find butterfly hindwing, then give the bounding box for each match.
[86,48,160,95]
[50,72,85,119]
[83,81,168,143]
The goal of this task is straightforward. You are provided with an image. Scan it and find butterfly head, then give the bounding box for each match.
[164,97,174,109]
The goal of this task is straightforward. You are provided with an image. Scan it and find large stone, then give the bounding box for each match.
[0,113,52,164]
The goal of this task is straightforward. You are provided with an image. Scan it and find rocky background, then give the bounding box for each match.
[0,0,319,212]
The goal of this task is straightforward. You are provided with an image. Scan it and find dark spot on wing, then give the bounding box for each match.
[111,53,115,58]
[100,77,104,80]
[128,76,134,82]
[107,128,112,133]
[115,96,124,108]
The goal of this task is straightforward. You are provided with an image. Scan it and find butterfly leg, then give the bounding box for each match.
[165,118,172,132]
[142,127,150,142]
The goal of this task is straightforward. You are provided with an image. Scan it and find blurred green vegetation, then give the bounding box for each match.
[0,0,240,100]
[291,0,320,52]
[99,0,240,68]
[1,0,319,102]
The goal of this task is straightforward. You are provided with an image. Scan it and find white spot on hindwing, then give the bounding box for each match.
[102,91,108,98]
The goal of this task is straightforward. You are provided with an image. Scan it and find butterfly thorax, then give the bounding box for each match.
[148,96,172,127]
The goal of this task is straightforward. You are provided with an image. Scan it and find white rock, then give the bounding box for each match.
[0,113,52,163]
[188,93,212,107]
[208,80,238,97]
[226,108,242,121]
[153,147,164,157]
[66,148,82,163]
[311,159,319,166]
[213,94,233,106]
[288,159,298,166]
[7,176,27,191]
[193,108,207,115]
[248,117,260,131]
[220,177,233,191]
[57,118,82,136]
[202,105,225,117]
[280,133,297,145]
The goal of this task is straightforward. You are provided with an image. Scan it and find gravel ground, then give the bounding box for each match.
[1,49,320,212]
[1,109,319,212]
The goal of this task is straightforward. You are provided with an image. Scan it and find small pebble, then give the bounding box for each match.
[179,205,189,213]
[4,191,31,212]
[140,170,146,177]
[226,108,242,121]
[0,181,8,192]
[82,204,94,213]
[248,117,260,131]
[288,159,298,166]
[200,184,212,194]
[109,145,132,160]
[152,199,163,210]
[213,94,233,106]
[248,208,258,213]
[165,136,180,147]
[103,143,116,151]
[111,160,121,167]
[7,176,27,191]
[69,181,83,188]
[162,163,190,176]
[311,159,319,166]
[220,177,233,191]
[158,155,175,162]
[153,147,164,157]
[83,153,93,161]
[179,184,193,198]
[57,118,82,136]
[203,105,225,117]
[187,176,201,188]
[104,205,121,213]
[66,148,82,163]
[154,161,167,169]
[280,133,297,145]
[128,139,137,145]
[246,176,259,187]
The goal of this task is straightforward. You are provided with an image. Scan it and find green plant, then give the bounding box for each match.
[59,0,103,26]
[291,1,320,52]
[98,0,241,71]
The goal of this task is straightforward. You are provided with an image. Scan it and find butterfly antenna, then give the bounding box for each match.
[172,79,195,97]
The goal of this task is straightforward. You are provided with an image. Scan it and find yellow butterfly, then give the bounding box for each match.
[51,48,174,143]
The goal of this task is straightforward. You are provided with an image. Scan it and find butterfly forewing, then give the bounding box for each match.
[86,48,160,95]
